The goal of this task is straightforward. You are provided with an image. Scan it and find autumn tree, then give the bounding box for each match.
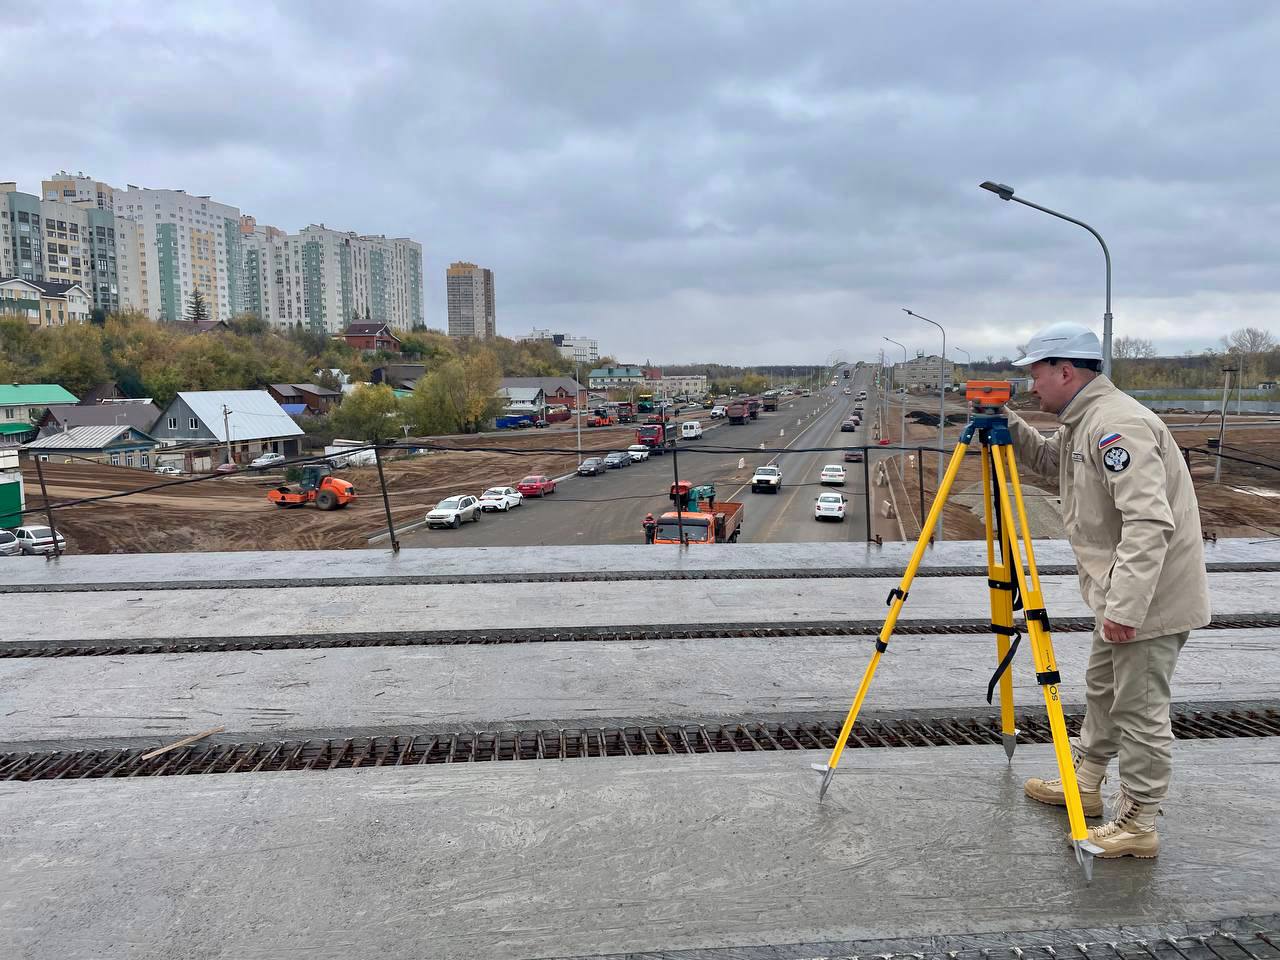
[404,349,503,435]
[328,383,403,443]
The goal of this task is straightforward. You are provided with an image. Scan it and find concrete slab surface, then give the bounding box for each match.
[1,739,1275,960]
[6,538,1273,591]
[3,628,1275,747]
[4,571,1268,644]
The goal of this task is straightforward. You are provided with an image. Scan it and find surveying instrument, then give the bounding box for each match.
[812,380,1105,879]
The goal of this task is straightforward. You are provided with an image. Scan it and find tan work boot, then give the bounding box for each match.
[1024,749,1106,817]
[1088,788,1160,859]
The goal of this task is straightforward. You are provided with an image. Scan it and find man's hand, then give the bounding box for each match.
[1102,618,1137,643]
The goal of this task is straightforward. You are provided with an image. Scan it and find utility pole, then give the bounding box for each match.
[221,404,233,467]
[1215,366,1237,483]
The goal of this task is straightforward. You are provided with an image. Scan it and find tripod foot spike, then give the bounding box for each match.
[1002,730,1019,761]
[811,762,836,802]
[1074,839,1104,882]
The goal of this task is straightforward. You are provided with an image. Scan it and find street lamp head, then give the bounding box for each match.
[979,181,1015,201]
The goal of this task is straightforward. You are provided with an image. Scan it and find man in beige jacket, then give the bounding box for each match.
[1004,321,1210,859]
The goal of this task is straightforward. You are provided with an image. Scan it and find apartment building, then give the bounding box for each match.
[240,222,423,334]
[446,261,495,338]
[518,328,600,363]
[42,171,115,212]
[114,186,243,323]
[893,354,955,389]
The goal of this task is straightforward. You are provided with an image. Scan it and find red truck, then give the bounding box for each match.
[652,501,744,544]
[726,401,748,425]
[616,402,636,423]
[635,421,672,454]
[746,397,761,420]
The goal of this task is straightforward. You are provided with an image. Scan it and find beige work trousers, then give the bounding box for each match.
[1076,627,1189,805]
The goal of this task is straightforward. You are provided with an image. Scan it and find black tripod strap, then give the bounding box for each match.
[985,625,1022,704]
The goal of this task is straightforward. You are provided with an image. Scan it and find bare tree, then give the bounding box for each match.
[1113,336,1157,359]
[1220,327,1278,383]
[1221,327,1277,355]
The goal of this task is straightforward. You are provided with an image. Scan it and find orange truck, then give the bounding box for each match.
[652,501,744,544]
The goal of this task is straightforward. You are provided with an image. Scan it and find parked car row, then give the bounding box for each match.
[0,526,67,556]
[425,474,560,530]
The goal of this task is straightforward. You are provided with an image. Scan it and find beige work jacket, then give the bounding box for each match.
[1006,375,1210,640]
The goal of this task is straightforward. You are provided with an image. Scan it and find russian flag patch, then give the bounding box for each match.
[1098,433,1123,449]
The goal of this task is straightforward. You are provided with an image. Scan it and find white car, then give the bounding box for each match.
[249,452,287,470]
[426,495,482,528]
[0,529,21,557]
[15,525,67,555]
[478,486,523,511]
[709,406,727,419]
[815,492,848,522]
[681,420,703,439]
[819,464,847,486]
[751,465,782,494]
[154,464,183,476]
[627,444,651,462]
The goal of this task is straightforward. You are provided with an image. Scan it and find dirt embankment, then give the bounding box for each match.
[880,399,1280,541]
[20,426,640,554]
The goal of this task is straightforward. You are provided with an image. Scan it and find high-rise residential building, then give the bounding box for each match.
[518,328,600,363]
[0,182,130,315]
[239,221,423,334]
[114,217,142,313]
[446,261,495,339]
[114,185,243,323]
[42,171,115,212]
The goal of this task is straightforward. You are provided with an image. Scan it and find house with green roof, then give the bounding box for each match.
[0,384,79,446]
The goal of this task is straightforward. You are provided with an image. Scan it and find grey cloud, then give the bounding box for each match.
[3,0,1278,364]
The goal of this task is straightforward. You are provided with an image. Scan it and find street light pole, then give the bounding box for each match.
[904,309,946,541]
[979,181,1113,379]
[575,359,583,467]
[884,336,907,462]
[953,347,971,385]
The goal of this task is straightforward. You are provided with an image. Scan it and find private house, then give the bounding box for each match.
[149,390,305,462]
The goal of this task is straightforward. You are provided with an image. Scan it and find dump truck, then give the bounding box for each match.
[616,402,636,423]
[726,401,748,425]
[652,500,744,544]
[267,463,357,510]
[746,397,761,420]
[635,421,673,453]
[762,395,778,411]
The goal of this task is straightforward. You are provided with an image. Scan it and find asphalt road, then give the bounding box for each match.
[396,366,894,548]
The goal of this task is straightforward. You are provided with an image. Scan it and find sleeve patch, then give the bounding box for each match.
[1098,432,1123,449]
[1102,447,1131,472]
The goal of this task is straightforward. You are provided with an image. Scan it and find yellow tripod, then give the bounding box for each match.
[812,383,1103,880]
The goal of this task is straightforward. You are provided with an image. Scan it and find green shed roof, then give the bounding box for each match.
[0,384,79,406]
[0,422,36,436]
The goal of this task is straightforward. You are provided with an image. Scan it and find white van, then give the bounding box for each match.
[681,420,703,439]
[709,406,727,419]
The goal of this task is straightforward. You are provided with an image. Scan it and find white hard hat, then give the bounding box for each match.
[1012,321,1103,367]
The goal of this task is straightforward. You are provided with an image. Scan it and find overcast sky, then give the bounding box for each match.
[5,1,1278,366]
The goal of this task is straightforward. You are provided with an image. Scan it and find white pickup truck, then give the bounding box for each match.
[751,465,783,494]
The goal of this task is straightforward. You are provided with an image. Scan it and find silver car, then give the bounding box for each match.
[0,529,21,557]
[15,525,67,555]
[426,495,482,529]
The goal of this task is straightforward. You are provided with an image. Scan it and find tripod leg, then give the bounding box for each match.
[813,438,972,801]
[990,444,1103,879]
[982,445,1019,760]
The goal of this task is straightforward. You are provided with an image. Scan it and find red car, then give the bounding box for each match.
[516,474,557,497]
